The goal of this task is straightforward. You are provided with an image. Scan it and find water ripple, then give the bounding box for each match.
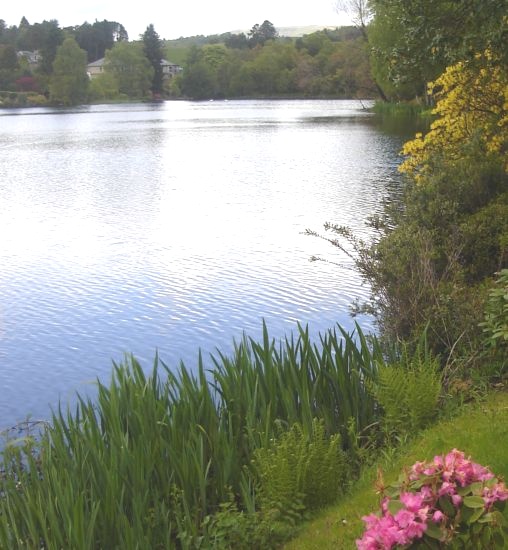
[0,99,403,429]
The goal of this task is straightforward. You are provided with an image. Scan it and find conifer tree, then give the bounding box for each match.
[142,24,163,95]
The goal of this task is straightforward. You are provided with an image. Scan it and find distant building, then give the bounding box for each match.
[161,59,183,79]
[17,50,41,69]
[87,57,182,80]
[87,58,106,79]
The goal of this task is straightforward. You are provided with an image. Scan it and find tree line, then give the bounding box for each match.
[0,16,378,105]
[0,18,165,105]
[174,24,375,100]
[3,3,505,107]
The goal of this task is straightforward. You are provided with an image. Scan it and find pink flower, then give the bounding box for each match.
[404,520,427,540]
[362,513,382,530]
[419,485,434,501]
[357,513,408,549]
[451,493,463,508]
[482,482,508,509]
[356,534,378,550]
[433,455,444,469]
[470,462,494,483]
[394,509,414,528]
[416,505,430,523]
[357,451,505,550]
[438,481,456,497]
[432,510,445,523]
[400,492,424,512]
[410,461,426,480]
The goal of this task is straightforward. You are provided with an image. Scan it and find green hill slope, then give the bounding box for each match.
[285,391,508,549]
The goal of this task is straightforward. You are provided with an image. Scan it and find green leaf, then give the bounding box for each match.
[467,506,485,524]
[478,512,494,524]
[425,522,444,540]
[456,482,482,496]
[463,496,486,509]
[388,499,405,515]
[493,529,505,548]
[420,535,441,549]
[438,496,456,517]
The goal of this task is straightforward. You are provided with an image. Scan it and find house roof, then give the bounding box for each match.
[88,58,106,68]
[161,59,180,67]
[87,57,181,69]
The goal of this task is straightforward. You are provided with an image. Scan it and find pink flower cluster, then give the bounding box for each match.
[356,449,508,550]
[357,494,428,549]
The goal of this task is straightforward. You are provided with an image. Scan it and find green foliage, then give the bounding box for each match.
[142,24,164,94]
[87,72,119,101]
[179,29,376,100]
[202,498,291,549]
[285,391,508,550]
[254,419,350,520]
[248,20,278,47]
[310,149,508,366]
[49,37,89,106]
[368,343,442,439]
[36,20,65,76]
[71,20,128,63]
[368,0,508,101]
[104,41,153,98]
[0,323,383,548]
[480,269,508,366]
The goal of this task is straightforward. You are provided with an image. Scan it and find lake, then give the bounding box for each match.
[0,99,406,430]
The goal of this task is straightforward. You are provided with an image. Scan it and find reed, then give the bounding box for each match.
[0,322,384,548]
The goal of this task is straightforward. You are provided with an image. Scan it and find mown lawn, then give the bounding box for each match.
[284,390,508,549]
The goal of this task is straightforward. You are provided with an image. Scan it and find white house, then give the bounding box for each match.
[87,57,182,80]
[87,57,106,79]
[161,59,183,79]
[16,50,41,69]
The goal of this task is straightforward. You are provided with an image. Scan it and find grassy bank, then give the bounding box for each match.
[0,320,502,548]
[284,390,508,549]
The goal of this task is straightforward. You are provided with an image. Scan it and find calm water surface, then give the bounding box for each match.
[0,99,405,429]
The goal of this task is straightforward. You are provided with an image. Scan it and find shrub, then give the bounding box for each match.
[254,418,350,520]
[357,449,508,549]
[400,50,508,179]
[368,347,441,441]
[479,269,508,381]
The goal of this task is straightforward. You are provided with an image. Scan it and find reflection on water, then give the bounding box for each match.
[0,99,407,429]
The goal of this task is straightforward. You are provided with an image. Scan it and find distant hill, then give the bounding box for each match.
[163,25,357,61]
[276,25,339,37]
[230,25,339,38]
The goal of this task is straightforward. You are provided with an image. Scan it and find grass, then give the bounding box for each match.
[284,390,508,549]
[371,100,434,118]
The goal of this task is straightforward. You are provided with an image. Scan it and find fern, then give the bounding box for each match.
[253,419,350,519]
[369,352,441,439]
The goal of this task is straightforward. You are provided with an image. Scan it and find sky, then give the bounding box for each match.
[1,1,352,40]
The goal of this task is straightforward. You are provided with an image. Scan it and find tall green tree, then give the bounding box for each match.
[49,37,88,105]
[180,46,218,99]
[37,20,64,75]
[72,20,128,63]
[142,24,163,95]
[248,20,277,47]
[368,0,508,100]
[335,0,388,100]
[0,44,19,90]
[104,41,153,98]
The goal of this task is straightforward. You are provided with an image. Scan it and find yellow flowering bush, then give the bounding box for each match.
[400,50,508,178]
